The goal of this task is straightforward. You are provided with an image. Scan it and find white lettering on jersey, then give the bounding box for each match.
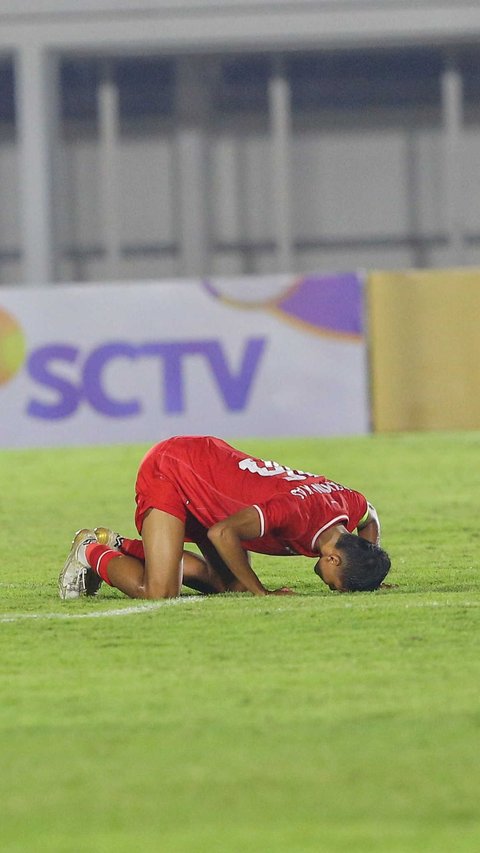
[290,481,344,500]
[238,457,315,481]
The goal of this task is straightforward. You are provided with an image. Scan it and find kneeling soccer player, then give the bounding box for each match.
[58,435,391,600]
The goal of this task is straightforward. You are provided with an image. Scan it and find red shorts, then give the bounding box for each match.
[134,440,186,533]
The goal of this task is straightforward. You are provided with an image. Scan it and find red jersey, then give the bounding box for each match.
[135,435,369,557]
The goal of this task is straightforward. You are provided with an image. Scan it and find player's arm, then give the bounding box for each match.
[207,506,293,596]
[140,508,185,598]
[357,502,381,545]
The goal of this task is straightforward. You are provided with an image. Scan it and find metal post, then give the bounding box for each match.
[98,61,122,280]
[175,58,210,277]
[269,57,294,274]
[441,58,465,266]
[16,45,58,285]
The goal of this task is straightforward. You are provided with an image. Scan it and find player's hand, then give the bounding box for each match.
[267,586,295,596]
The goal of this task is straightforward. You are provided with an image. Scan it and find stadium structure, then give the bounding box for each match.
[1,0,480,286]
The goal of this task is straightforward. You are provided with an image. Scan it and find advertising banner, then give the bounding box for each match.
[368,269,480,431]
[0,273,368,448]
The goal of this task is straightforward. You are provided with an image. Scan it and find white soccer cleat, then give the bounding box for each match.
[58,528,97,600]
[94,527,124,551]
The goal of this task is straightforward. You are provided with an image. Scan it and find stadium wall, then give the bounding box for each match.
[1,2,480,286]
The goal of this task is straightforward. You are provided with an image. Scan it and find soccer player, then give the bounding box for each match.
[58,435,391,600]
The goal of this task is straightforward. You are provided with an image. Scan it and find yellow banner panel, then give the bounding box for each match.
[368,269,480,431]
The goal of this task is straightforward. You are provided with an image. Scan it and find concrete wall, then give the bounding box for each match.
[3,98,479,284]
[1,1,480,285]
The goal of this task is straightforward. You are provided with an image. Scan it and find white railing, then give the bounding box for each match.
[0,0,462,17]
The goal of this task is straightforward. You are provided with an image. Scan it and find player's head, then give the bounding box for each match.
[315,532,391,592]
[336,533,391,591]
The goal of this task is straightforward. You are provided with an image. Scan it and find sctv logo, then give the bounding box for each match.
[27,337,267,420]
[0,307,267,420]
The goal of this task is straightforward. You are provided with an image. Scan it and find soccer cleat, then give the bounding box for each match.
[94,527,124,550]
[83,564,103,598]
[87,527,125,596]
[58,528,97,600]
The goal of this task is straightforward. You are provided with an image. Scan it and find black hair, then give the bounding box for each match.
[336,532,391,592]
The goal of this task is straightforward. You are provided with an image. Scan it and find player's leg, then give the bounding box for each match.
[195,535,249,593]
[100,542,245,595]
[59,522,248,598]
[92,509,185,599]
[93,510,185,599]
[59,516,184,600]
[122,510,248,595]
[96,552,146,598]
[181,550,226,594]
[58,528,148,600]
[96,540,234,596]
[92,527,232,595]
[140,509,185,598]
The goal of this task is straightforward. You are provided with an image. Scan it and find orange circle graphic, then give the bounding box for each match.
[0,308,26,385]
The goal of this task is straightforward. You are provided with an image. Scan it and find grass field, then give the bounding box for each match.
[1,432,479,852]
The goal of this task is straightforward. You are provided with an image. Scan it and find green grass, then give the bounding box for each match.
[1,433,479,852]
